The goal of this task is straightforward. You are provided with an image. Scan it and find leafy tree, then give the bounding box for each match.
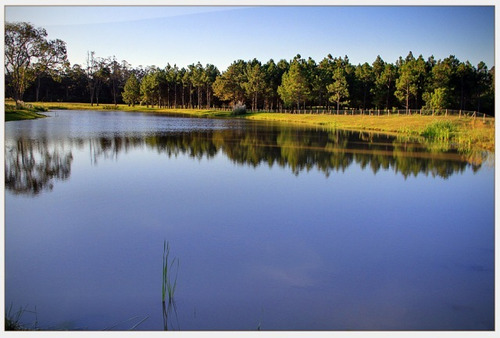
[244,59,266,110]
[316,55,335,109]
[5,22,67,108]
[259,59,281,110]
[106,56,123,106]
[213,60,247,106]
[395,53,419,113]
[304,57,319,107]
[371,55,385,80]
[327,67,350,112]
[61,64,88,102]
[473,61,491,112]
[263,59,288,110]
[85,51,104,106]
[93,59,110,106]
[354,62,374,108]
[372,56,397,109]
[170,65,182,108]
[454,61,475,110]
[413,55,428,108]
[204,64,220,108]
[429,57,454,90]
[338,56,356,102]
[191,62,205,108]
[179,67,188,108]
[122,74,141,106]
[140,71,159,107]
[423,87,450,111]
[184,64,198,108]
[277,55,310,109]
[33,38,68,101]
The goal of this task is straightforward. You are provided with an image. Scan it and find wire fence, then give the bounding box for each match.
[210,106,492,119]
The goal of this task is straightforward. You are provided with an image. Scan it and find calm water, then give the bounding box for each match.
[4,110,494,330]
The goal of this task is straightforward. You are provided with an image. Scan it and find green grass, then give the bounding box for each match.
[8,101,494,152]
[421,121,456,141]
[24,101,234,117]
[162,240,179,304]
[5,103,48,121]
[246,112,494,153]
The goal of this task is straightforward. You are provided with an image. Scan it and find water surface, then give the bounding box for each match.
[4,110,494,330]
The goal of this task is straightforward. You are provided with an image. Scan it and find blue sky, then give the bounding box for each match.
[5,6,495,71]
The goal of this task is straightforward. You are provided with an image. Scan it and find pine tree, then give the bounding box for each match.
[395,56,418,113]
[327,67,349,113]
[277,57,310,110]
[122,74,141,106]
[244,59,266,110]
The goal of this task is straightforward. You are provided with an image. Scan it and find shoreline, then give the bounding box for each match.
[5,101,495,153]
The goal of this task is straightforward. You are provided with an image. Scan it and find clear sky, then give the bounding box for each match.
[5,5,496,71]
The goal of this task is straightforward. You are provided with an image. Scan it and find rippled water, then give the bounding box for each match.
[4,110,494,330]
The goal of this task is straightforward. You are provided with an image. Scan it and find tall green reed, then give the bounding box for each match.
[421,121,456,142]
[162,240,179,304]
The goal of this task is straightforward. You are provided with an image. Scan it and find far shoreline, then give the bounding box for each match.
[5,101,494,153]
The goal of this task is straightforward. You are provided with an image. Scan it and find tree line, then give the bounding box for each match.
[5,22,495,115]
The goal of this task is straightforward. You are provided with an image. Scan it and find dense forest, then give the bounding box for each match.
[5,22,495,115]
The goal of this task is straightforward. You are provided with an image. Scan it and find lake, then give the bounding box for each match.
[4,110,494,330]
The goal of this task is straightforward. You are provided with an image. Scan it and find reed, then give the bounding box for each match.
[5,303,38,330]
[162,240,179,304]
[420,121,456,142]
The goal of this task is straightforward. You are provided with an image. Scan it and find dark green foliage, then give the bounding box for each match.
[327,67,350,112]
[5,22,67,107]
[277,55,311,109]
[122,74,141,106]
[5,22,494,115]
[421,121,456,141]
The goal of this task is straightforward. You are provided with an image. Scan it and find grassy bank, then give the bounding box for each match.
[4,103,48,121]
[246,112,495,152]
[21,101,234,117]
[7,101,494,152]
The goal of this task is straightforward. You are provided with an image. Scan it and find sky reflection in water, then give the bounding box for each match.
[4,110,494,330]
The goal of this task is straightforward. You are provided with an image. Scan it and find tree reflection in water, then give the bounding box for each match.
[5,126,489,195]
[5,139,73,195]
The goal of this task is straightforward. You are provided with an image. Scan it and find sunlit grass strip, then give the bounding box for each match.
[4,103,48,121]
[162,240,179,304]
[13,100,494,152]
[21,100,233,117]
[247,113,495,153]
